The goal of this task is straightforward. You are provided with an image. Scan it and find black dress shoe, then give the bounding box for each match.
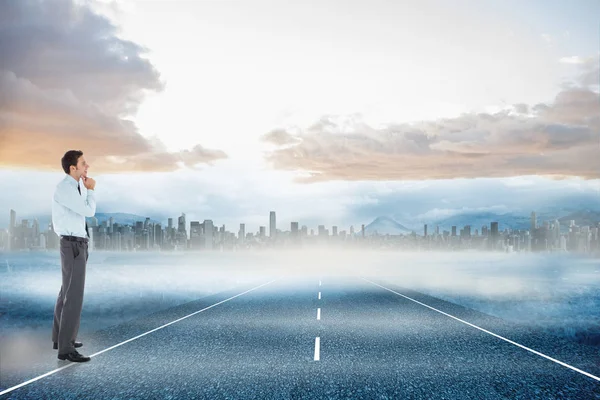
[58,350,90,362]
[53,341,83,350]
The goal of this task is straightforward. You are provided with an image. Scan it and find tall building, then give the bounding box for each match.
[8,209,16,251]
[190,221,202,248]
[259,226,266,237]
[451,226,457,236]
[203,219,214,250]
[291,222,299,237]
[332,226,338,236]
[530,211,537,233]
[178,213,187,238]
[239,223,245,242]
[490,221,499,250]
[269,211,276,238]
[424,224,428,237]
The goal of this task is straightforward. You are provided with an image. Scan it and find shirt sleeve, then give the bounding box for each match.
[54,185,97,217]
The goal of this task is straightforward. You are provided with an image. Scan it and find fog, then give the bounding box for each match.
[1,250,599,383]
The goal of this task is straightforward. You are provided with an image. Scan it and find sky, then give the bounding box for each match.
[0,0,599,233]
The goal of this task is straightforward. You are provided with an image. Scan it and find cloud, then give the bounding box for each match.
[559,56,586,65]
[0,0,227,173]
[262,58,600,183]
[261,129,301,146]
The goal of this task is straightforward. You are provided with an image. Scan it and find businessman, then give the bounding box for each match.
[51,150,96,362]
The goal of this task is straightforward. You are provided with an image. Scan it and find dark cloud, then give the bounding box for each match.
[0,0,227,173]
[262,58,600,182]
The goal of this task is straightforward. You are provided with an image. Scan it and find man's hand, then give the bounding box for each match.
[83,176,96,190]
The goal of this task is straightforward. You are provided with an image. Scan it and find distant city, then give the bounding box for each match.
[1,209,599,255]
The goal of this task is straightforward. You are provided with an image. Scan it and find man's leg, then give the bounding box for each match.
[51,284,64,344]
[52,239,71,345]
[70,242,88,343]
[57,240,87,355]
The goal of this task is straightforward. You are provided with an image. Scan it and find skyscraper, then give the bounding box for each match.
[269,211,276,239]
[178,213,187,238]
[239,223,245,242]
[530,211,537,233]
[203,219,214,250]
[424,224,428,237]
[490,221,499,250]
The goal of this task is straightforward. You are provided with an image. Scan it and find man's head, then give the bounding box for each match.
[61,150,89,180]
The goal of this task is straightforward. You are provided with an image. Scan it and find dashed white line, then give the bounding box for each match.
[314,337,320,361]
[317,308,321,320]
[362,278,600,383]
[0,280,277,397]
[318,292,321,300]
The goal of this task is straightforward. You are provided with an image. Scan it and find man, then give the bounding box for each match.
[51,150,96,362]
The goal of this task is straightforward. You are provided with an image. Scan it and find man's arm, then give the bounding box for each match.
[54,184,96,217]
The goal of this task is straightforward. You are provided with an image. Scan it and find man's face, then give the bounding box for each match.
[72,155,89,179]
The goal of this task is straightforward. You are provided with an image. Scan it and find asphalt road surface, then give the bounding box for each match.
[1,277,599,399]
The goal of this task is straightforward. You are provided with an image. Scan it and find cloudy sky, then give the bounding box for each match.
[0,0,598,233]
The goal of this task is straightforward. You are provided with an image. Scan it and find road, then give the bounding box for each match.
[1,277,599,399]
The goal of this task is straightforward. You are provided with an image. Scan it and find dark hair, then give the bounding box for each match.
[61,150,83,174]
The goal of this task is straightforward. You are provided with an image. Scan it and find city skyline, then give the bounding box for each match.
[3,206,599,255]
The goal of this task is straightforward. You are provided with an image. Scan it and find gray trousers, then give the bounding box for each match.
[52,237,88,354]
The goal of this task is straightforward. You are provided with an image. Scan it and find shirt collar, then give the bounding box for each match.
[64,174,80,188]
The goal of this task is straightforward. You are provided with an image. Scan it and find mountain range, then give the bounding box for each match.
[363,209,600,236]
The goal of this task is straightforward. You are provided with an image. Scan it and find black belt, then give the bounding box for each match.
[61,235,88,243]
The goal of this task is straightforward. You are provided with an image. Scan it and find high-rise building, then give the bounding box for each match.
[291,222,299,237]
[203,219,214,250]
[451,226,457,236]
[259,226,266,237]
[269,211,276,238]
[424,224,428,237]
[178,213,187,237]
[332,226,338,236]
[8,209,16,251]
[530,211,537,233]
[490,221,499,250]
[239,223,245,242]
[190,221,202,248]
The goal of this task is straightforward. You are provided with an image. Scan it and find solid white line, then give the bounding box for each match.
[0,280,277,397]
[362,278,600,383]
[318,292,321,300]
[317,308,321,320]
[314,337,320,361]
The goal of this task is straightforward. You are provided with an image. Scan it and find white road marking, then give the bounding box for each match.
[314,337,320,361]
[317,308,321,320]
[318,292,321,300]
[0,280,277,397]
[362,278,600,383]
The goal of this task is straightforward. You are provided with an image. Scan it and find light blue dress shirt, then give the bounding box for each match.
[52,174,96,238]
